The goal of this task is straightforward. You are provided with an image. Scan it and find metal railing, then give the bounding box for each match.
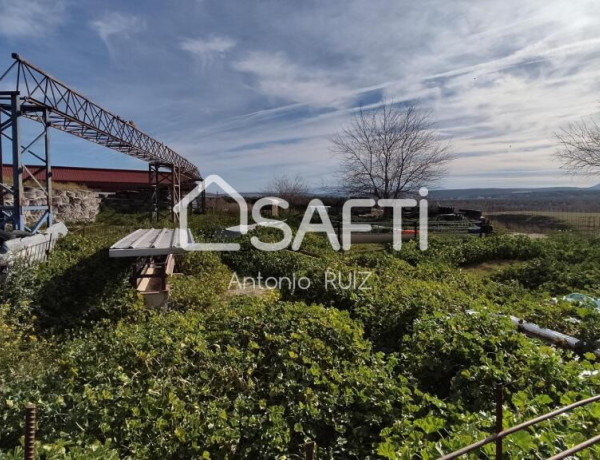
[439,385,600,460]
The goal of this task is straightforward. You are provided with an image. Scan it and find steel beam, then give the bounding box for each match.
[0,53,202,233]
[0,54,200,181]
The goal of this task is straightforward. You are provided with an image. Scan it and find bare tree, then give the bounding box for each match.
[331,102,452,199]
[266,173,310,207]
[556,118,600,174]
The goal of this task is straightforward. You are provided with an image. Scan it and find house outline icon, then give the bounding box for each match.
[174,174,248,251]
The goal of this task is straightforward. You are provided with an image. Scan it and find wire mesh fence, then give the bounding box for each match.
[482,208,600,236]
[433,197,600,236]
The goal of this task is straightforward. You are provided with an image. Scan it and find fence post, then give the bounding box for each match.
[495,384,503,460]
[24,403,36,460]
[305,441,316,460]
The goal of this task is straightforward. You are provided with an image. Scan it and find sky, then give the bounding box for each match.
[1,0,600,191]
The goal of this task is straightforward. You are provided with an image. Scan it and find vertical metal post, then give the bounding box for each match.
[171,166,175,223]
[0,108,3,208]
[24,403,36,460]
[43,109,52,227]
[11,92,24,230]
[495,383,503,460]
[149,162,158,222]
[149,163,153,220]
[170,164,180,224]
[305,441,316,460]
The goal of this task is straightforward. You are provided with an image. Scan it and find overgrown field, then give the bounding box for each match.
[2,213,600,459]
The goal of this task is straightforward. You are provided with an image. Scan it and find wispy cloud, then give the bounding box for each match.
[233,51,350,107]
[0,0,66,38]
[90,12,145,52]
[180,36,236,68]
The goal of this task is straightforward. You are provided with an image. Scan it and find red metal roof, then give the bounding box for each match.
[2,164,152,192]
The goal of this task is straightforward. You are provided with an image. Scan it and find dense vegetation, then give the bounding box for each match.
[2,214,600,458]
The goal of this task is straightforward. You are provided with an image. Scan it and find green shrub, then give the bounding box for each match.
[402,311,600,411]
[168,252,231,312]
[0,441,119,460]
[0,299,419,459]
[393,235,543,267]
[0,258,37,324]
[33,234,145,329]
[492,235,600,295]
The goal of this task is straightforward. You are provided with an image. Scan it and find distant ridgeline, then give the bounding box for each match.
[430,186,600,212]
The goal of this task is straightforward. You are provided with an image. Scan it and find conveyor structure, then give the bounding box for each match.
[0,53,202,232]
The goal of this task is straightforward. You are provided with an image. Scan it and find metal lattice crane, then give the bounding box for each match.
[0,53,202,232]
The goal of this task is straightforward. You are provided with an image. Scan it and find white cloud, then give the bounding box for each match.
[233,51,350,107]
[91,12,145,50]
[180,36,236,67]
[0,0,66,38]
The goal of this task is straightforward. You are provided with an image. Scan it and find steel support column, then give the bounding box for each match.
[171,165,181,224]
[11,92,23,230]
[0,91,52,232]
[43,109,53,228]
[0,107,3,209]
[149,162,179,223]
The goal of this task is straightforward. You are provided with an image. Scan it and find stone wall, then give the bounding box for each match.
[5,187,194,224]
[101,190,169,213]
[52,189,102,222]
[4,188,102,223]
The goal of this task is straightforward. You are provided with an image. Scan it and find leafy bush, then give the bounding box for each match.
[0,258,37,324]
[168,252,231,312]
[1,299,419,459]
[402,311,600,409]
[493,235,600,295]
[392,234,542,267]
[0,442,119,460]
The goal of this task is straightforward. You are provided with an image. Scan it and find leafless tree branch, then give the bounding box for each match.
[264,173,310,207]
[556,118,600,175]
[330,101,453,199]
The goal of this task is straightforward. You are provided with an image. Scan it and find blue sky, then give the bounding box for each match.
[1,0,600,190]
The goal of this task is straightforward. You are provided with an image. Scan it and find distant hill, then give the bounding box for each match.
[241,185,600,211]
[428,186,599,201]
[427,186,600,213]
